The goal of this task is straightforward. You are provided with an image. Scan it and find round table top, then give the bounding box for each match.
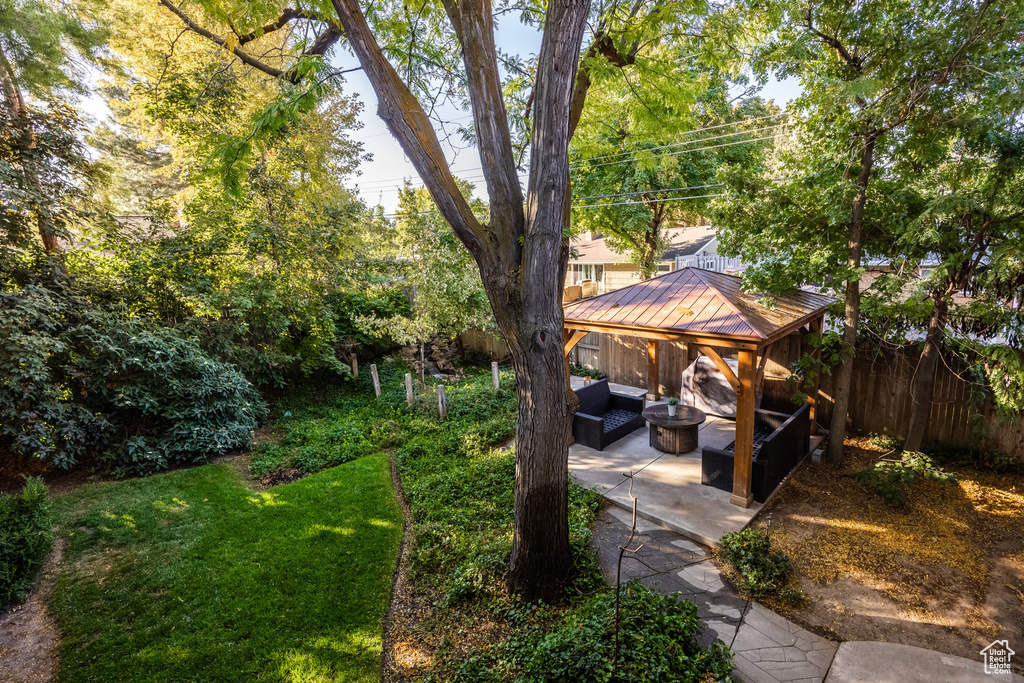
[642,402,707,428]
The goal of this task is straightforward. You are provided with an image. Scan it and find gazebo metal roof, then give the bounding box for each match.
[563,267,833,347]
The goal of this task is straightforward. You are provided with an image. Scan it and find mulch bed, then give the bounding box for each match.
[758,437,1023,672]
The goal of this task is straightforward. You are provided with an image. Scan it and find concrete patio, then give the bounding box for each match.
[569,376,771,547]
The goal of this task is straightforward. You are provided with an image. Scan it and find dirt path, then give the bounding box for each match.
[0,539,64,683]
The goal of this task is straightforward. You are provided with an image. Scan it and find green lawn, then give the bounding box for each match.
[50,455,402,683]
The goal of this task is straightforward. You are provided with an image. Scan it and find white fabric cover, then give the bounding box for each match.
[680,355,761,419]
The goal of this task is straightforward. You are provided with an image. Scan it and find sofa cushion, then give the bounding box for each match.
[601,408,640,433]
[575,379,611,416]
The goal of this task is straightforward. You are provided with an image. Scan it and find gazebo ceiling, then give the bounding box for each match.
[563,267,834,344]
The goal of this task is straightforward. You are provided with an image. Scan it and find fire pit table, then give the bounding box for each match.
[642,403,707,455]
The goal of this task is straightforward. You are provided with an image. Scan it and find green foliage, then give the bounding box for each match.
[854,452,957,506]
[51,456,402,682]
[447,584,733,683]
[719,527,802,603]
[569,362,606,380]
[0,283,265,474]
[868,432,903,452]
[520,584,733,683]
[571,48,775,278]
[0,477,54,608]
[354,182,493,345]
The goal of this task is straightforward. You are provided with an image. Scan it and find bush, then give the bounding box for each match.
[719,527,802,604]
[570,362,606,380]
[0,284,266,475]
[0,478,55,607]
[854,451,957,506]
[451,583,733,683]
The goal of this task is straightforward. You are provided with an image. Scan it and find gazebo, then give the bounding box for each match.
[562,267,833,508]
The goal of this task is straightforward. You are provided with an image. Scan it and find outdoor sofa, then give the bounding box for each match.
[572,379,646,451]
[700,404,811,502]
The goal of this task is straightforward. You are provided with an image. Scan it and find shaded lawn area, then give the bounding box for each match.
[50,454,402,683]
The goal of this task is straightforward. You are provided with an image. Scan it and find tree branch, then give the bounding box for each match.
[158,0,286,78]
[329,0,487,256]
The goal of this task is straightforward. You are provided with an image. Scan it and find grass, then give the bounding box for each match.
[47,359,732,682]
[50,455,402,683]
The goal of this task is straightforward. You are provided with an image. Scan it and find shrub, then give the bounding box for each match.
[570,362,606,380]
[0,284,266,475]
[516,583,733,683]
[854,451,957,506]
[719,527,802,603]
[0,478,55,607]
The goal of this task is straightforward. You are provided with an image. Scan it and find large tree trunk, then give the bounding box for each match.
[331,0,589,601]
[826,134,876,463]
[904,293,947,452]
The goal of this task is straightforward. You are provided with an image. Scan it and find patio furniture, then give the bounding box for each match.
[642,403,707,455]
[572,379,646,451]
[700,404,811,503]
[680,355,762,419]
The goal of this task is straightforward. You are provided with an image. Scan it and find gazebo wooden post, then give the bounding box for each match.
[646,340,660,402]
[807,315,824,432]
[731,347,758,508]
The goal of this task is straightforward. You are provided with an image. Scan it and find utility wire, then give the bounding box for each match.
[349,115,784,191]
[572,183,723,201]
[573,193,727,209]
[576,122,786,164]
[580,134,781,169]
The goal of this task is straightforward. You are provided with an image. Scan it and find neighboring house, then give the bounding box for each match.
[567,224,718,294]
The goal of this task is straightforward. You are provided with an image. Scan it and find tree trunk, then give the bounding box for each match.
[904,293,947,452]
[503,321,574,599]
[826,134,876,463]
[328,0,588,601]
[0,44,64,261]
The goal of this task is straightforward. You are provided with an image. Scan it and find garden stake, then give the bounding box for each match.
[613,471,644,671]
[492,361,499,389]
[405,373,413,406]
[437,384,447,419]
[370,364,380,398]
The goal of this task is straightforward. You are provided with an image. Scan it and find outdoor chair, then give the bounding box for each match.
[700,404,811,502]
[572,379,646,451]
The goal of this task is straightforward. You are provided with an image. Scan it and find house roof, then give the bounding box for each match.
[570,225,715,264]
[563,267,834,344]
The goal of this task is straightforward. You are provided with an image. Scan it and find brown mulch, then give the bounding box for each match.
[759,437,1024,672]
[0,539,64,683]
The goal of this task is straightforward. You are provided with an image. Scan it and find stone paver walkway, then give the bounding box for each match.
[593,506,838,683]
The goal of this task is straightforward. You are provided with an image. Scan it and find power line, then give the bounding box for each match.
[350,115,785,191]
[575,122,786,164]
[574,112,786,161]
[572,183,723,201]
[580,134,781,169]
[577,193,729,209]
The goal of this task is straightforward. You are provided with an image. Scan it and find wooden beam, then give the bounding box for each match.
[696,345,741,393]
[563,329,574,382]
[562,320,761,349]
[563,329,588,357]
[755,345,771,390]
[731,348,757,508]
[646,339,660,401]
[807,315,823,432]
